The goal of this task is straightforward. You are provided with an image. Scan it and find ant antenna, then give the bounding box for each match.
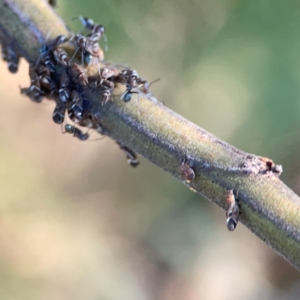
[87,134,106,142]
[149,77,160,87]
[102,34,108,52]
[69,46,79,64]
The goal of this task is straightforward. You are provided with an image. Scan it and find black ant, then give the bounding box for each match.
[53,47,69,66]
[20,66,44,102]
[68,90,84,122]
[225,190,240,231]
[79,16,107,51]
[118,69,137,102]
[1,43,20,73]
[58,72,70,102]
[118,143,139,167]
[52,101,66,124]
[70,33,89,66]
[122,90,139,103]
[63,124,104,141]
[36,64,55,91]
[70,64,88,85]
[83,50,93,66]
[64,124,89,141]
[35,35,68,71]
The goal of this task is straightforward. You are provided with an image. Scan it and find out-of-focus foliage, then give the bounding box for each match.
[0,0,300,299]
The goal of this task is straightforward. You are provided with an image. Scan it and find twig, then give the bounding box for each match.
[1,0,300,270]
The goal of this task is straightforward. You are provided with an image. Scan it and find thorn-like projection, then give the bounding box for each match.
[241,155,283,177]
[225,190,239,231]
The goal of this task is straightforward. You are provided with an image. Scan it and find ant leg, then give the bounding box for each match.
[87,134,106,141]
[134,91,141,116]
[119,90,127,101]
[103,34,108,52]
[70,48,79,63]
[149,77,160,87]
[97,56,101,77]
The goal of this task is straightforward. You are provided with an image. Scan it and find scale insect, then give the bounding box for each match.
[180,161,195,183]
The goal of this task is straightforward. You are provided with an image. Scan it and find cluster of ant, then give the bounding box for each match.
[0,16,158,167]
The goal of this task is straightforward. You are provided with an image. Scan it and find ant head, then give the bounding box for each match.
[83,51,93,66]
[39,45,48,54]
[227,218,237,231]
[123,92,132,102]
[97,25,105,34]
[65,124,74,133]
[79,16,94,29]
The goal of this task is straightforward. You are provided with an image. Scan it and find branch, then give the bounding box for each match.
[1,0,300,270]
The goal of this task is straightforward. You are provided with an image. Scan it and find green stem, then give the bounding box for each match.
[1,0,300,270]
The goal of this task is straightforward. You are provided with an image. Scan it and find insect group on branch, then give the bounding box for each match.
[0,14,160,167]
[0,8,243,230]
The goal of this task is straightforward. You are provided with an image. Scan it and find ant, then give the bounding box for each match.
[118,69,139,102]
[100,83,114,104]
[68,90,84,122]
[63,124,105,141]
[80,16,106,76]
[64,124,89,141]
[79,16,107,51]
[52,101,66,124]
[120,87,138,103]
[58,72,70,102]
[118,69,159,103]
[136,78,160,99]
[1,43,20,73]
[36,65,54,91]
[70,64,88,85]
[35,35,68,71]
[118,143,139,167]
[70,33,89,66]
[20,66,44,102]
[225,190,240,231]
[53,47,69,66]
[93,71,115,104]
[123,77,160,103]
[79,17,105,35]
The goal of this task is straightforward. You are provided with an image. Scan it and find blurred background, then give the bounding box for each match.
[0,0,300,299]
